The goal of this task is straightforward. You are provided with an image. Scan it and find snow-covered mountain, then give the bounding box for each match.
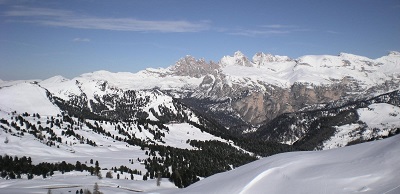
[1,51,400,192]
[191,51,400,126]
[254,90,400,148]
[1,51,399,150]
[13,51,398,129]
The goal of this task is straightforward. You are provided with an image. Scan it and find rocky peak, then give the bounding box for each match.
[170,55,219,78]
[252,52,292,66]
[220,51,255,67]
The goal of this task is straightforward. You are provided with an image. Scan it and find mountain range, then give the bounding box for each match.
[0,51,399,193]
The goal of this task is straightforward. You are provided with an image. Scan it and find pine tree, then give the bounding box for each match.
[9,171,16,179]
[95,160,100,177]
[157,171,161,186]
[76,161,83,172]
[93,182,101,194]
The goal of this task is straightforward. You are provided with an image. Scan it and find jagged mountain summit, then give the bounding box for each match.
[2,51,399,129]
[23,51,400,128]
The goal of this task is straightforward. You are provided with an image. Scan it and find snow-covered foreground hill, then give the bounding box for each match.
[2,134,398,194]
[161,135,400,194]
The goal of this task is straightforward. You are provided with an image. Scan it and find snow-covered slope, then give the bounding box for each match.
[216,51,400,88]
[323,103,400,149]
[0,82,60,115]
[166,135,400,194]
[40,69,202,93]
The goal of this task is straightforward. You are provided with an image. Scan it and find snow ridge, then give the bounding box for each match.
[170,135,400,194]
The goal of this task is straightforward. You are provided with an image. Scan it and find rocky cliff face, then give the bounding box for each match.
[253,90,400,148]
[170,56,219,78]
[171,51,400,129]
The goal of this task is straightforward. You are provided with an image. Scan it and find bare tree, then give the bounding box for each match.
[105,171,113,179]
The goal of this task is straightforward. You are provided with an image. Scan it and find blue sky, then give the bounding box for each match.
[1,0,399,80]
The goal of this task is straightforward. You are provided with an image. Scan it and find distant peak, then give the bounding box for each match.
[173,55,205,68]
[234,50,245,57]
[81,70,112,77]
[182,55,196,60]
[220,51,254,67]
[176,55,203,63]
[339,52,356,57]
[40,75,69,84]
[253,52,292,64]
[388,51,400,56]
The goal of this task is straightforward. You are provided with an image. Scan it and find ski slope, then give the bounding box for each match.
[162,135,400,194]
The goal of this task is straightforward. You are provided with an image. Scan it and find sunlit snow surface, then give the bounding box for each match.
[0,82,61,115]
[161,135,400,194]
[1,127,399,194]
[162,123,225,149]
[221,52,400,89]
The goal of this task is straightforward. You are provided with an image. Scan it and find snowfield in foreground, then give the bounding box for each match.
[1,134,399,194]
[162,134,400,194]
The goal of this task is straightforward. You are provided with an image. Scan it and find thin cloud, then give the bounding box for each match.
[229,29,290,37]
[4,6,210,33]
[230,24,307,37]
[260,24,297,29]
[72,38,90,42]
[5,6,72,17]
